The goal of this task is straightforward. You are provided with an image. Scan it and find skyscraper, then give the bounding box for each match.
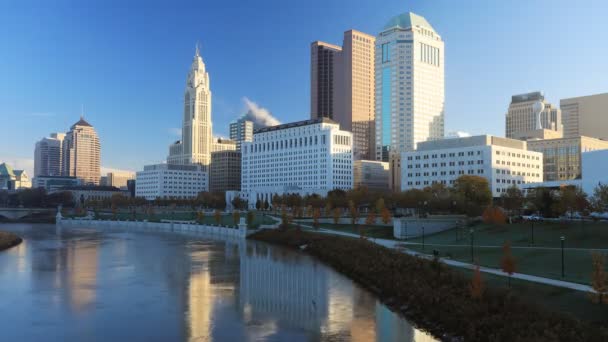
[229,117,254,151]
[34,133,65,177]
[168,45,213,171]
[310,41,342,120]
[506,92,562,139]
[560,92,608,140]
[62,117,100,185]
[310,30,375,159]
[375,12,445,162]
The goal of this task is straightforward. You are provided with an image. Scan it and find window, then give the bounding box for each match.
[382,43,390,63]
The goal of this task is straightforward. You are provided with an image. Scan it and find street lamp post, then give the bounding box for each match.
[470,228,475,262]
[422,226,425,252]
[560,236,565,278]
[531,220,535,245]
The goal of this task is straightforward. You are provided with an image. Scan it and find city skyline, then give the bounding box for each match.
[2,0,608,176]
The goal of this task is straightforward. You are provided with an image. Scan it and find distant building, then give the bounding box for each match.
[401,135,543,197]
[167,46,213,171]
[34,133,65,177]
[62,185,123,207]
[104,171,135,189]
[506,92,562,139]
[211,138,237,153]
[375,12,445,162]
[560,93,608,140]
[135,163,208,200]
[582,150,608,195]
[62,117,101,185]
[0,163,31,190]
[229,118,254,151]
[126,179,136,198]
[311,30,376,160]
[32,175,81,192]
[353,160,389,191]
[241,118,353,208]
[210,150,241,192]
[526,136,608,181]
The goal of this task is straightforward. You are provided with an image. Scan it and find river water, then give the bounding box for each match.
[0,224,436,341]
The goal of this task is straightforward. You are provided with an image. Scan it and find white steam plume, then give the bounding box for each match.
[242,97,280,128]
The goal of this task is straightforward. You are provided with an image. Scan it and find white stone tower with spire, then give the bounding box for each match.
[168,44,213,171]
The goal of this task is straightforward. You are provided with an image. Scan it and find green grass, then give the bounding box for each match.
[454,267,608,324]
[404,221,608,285]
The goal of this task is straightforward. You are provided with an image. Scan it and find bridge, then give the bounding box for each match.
[0,208,55,220]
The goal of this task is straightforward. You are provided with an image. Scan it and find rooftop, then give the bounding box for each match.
[71,116,93,128]
[383,12,435,32]
[0,163,15,177]
[63,185,121,191]
[254,118,338,134]
[511,92,544,104]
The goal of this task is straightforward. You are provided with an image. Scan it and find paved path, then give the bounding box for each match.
[297,226,596,293]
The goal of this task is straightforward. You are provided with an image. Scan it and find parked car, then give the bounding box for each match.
[522,214,543,221]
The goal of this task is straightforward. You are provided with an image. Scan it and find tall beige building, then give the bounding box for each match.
[560,93,608,140]
[311,30,375,159]
[62,118,101,185]
[506,92,562,139]
[168,46,213,171]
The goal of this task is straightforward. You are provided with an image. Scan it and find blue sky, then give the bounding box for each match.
[1,0,607,175]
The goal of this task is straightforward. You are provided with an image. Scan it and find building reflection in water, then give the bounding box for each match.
[238,241,437,341]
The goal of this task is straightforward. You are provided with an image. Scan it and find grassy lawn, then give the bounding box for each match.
[454,267,608,324]
[404,221,608,285]
[316,223,394,239]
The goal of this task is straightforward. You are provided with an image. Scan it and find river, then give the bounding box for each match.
[0,223,436,341]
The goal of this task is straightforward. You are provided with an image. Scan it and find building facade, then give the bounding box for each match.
[34,133,65,177]
[353,160,389,191]
[526,136,608,182]
[104,171,135,189]
[241,118,353,208]
[582,149,608,196]
[560,93,608,140]
[167,46,213,171]
[0,163,31,190]
[32,176,81,192]
[62,118,101,185]
[401,135,543,197]
[506,92,562,139]
[310,41,342,121]
[135,163,208,200]
[63,185,123,206]
[211,138,237,152]
[210,150,241,192]
[375,12,445,162]
[229,118,254,151]
[311,30,376,160]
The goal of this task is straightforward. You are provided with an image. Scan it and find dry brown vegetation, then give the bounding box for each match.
[0,231,22,251]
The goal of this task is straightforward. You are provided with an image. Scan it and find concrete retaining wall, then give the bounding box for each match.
[57,217,251,239]
[393,216,465,239]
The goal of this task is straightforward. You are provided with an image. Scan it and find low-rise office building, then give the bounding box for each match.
[33,175,81,192]
[240,118,353,208]
[401,135,543,197]
[62,185,123,206]
[526,136,608,181]
[210,150,241,193]
[353,160,389,191]
[135,163,208,200]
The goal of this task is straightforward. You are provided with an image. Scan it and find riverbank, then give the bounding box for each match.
[249,229,608,342]
[0,231,22,251]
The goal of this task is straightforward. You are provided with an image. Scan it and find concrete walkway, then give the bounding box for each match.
[297,225,596,293]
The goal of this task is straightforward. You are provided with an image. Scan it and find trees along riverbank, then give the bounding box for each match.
[249,229,608,342]
[0,231,22,251]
